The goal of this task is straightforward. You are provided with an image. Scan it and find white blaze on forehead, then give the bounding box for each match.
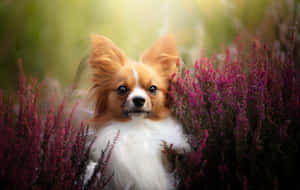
[128,66,147,100]
[132,67,140,87]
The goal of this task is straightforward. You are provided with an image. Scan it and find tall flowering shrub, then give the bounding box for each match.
[169,35,300,189]
[0,71,114,189]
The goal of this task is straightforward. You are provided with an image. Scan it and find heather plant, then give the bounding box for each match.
[0,68,114,190]
[168,32,300,189]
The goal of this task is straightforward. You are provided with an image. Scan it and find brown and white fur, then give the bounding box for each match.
[85,34,190,190]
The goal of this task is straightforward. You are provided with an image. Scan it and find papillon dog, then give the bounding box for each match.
[85,34,190,190]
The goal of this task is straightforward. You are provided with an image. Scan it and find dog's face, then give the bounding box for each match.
[89,34,178,124]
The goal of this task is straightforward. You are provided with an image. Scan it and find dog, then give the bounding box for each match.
[85,34,190,190]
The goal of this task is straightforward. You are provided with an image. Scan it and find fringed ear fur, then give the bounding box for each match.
[88,34,127,116]
[141,34,179,80]
[89,34,126,79]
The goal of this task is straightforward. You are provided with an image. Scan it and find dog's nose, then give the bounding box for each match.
[132,97,145,107]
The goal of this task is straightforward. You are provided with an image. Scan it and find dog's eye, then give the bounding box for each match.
[148,85,157,94]
[117,85,128,96]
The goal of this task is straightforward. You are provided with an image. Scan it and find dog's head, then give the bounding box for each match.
[89,34,179,124]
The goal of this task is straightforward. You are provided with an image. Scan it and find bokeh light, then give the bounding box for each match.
[0,0,297,93]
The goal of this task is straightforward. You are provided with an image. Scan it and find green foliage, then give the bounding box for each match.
[0,0,296,93]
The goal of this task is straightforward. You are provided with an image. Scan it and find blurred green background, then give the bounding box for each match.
[0,0,298,93]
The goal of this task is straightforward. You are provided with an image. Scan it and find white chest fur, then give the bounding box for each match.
[87,116,190,190]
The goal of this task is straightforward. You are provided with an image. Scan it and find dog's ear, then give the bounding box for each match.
[89,34,126,77]
[141,34,179,80]
[89,34,127,117]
